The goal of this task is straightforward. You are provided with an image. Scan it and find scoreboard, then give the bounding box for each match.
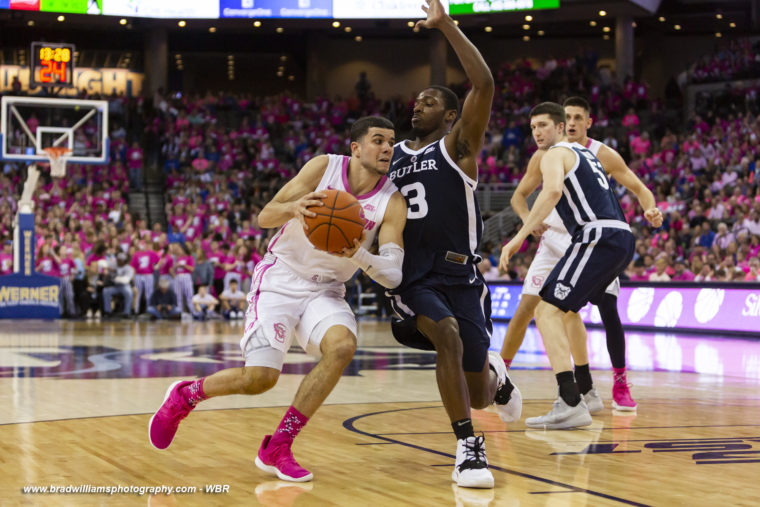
[31,42,75,88]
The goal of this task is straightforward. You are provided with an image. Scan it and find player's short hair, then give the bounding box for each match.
[530,102,566,126]
[350,116,395,143]
[428,85,461,116]
[563,96,591,112]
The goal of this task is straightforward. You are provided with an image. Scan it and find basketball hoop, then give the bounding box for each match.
[43,147,72,178]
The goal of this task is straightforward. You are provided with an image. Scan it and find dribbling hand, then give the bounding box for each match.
[293,191,327,229]
[415,0,448,30]
[644,207,663,228]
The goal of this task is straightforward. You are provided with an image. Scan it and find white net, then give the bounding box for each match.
[43,148,71,178]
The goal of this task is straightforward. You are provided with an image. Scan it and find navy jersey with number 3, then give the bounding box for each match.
[551,142,627,237]
[389,137,483,291]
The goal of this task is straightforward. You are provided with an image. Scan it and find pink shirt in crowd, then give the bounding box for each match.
[131,250,161,275]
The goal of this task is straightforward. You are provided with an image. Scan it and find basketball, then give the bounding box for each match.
[303,189,365,253]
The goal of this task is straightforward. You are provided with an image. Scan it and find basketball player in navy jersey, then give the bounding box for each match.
[498,97,655,420]
[387,0,511,489]
[500,103,662,428]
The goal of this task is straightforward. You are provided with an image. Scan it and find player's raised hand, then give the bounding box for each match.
[415,0,448,30]
[499,237,521,272]
[644,207,663,228]
[293,191,327,229]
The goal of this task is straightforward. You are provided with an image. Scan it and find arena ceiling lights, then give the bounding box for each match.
[0,0,561,20]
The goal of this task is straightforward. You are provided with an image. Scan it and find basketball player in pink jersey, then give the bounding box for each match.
[131,242,160,315]
[149,116,407,483]
[497,97,661,423]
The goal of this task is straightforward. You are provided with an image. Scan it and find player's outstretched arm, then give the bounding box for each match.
[597,146,663,228]
[345,192,406,289]
[258,155,329,229]
[419,0,494,180]
[499,149,565,271]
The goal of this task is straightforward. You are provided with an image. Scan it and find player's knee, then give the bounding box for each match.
[534,301,555,321]
[323,333,357,365]
[239,367,279,394]
[427,320,462,356]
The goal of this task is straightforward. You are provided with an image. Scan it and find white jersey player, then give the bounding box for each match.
[148,117,407,483]
[495,97,660,424]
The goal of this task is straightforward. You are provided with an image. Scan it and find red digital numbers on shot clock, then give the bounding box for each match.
[31,42,75,88]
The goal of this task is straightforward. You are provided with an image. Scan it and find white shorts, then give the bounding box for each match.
[240,255,357,371]
[523,229,619,298]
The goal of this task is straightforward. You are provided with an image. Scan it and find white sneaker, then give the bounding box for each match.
[234,311,242,319]
[525,398,592,430]
[583,388,604,414]
[94,310,101,319]
[489,351,522,423]
[181,312,192,322]
[452,435,494,489]
[86,309,93,319]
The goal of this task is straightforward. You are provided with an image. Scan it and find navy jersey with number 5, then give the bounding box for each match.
[550,142,627,237]
[388,137,483,291]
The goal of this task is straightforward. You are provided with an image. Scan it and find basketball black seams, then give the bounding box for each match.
[325,191,339,250]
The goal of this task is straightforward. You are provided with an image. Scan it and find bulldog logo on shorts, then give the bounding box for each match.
[531,275,544,288]
[273,323,287,343]
[554,283,571,300]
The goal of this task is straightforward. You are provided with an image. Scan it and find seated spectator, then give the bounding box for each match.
[712,222,735,253]
[671,258,695,281]
[147,276,181,320]
[697,222,716,249]
[82,263,104,319]
[649,257,672,281]
[0,240,12,275]
[746,257,760,281]
[219,278,246,319]
[629,258,650,281]
[191,285,219,321]
[102,253,135,319]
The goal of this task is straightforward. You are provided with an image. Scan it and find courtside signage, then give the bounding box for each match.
[489,283,760,335]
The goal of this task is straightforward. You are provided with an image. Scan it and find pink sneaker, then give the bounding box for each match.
[148,380,195,450]
[612,373,637,411]
[255,435,313,482]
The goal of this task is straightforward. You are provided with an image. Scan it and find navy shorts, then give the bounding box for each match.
[541,227,635,313]
[389,271,493,372]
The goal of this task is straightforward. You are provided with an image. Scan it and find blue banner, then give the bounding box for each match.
[16,213,35,276]
[220,0,331,18]
[0,273,61,319]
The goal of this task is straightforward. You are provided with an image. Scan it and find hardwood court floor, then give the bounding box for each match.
[0,319,758,506]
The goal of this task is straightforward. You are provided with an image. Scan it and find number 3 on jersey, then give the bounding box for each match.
[400,182,428,219]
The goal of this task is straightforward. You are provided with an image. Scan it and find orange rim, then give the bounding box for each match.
[42,147,72,159]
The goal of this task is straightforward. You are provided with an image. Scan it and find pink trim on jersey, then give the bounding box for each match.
[585,139,592,148]
[244,257,277,335]
[267,222,289,253]
[340,155,389,200]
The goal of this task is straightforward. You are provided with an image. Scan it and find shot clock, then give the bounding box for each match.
[31,42,75,88]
